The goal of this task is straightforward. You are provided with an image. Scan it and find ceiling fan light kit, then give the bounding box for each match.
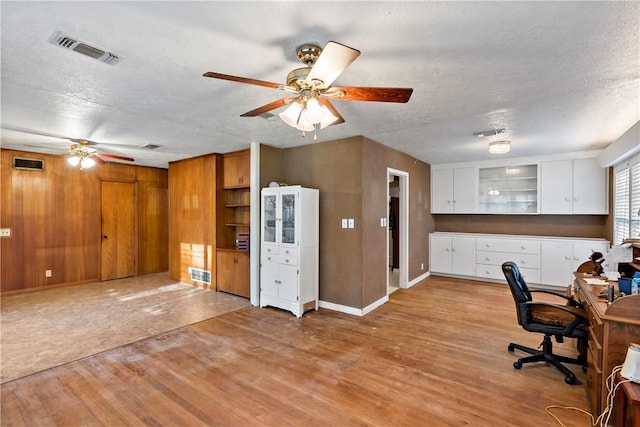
[488,140,511,155]
[203,40,413,140]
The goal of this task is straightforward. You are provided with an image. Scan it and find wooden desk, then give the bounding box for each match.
[615,372,640,427]
[572,273,640,418]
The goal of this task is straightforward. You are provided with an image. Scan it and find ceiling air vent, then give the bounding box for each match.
[13,157,45,171]
[48,31,123,65]
[141,143,161,150]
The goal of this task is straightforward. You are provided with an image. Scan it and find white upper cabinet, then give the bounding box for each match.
[540,158,608,214]
[431,167,477,213]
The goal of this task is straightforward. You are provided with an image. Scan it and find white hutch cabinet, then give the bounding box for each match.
[260,186,319,317]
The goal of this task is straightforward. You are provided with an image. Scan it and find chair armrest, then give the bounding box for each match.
[530,289,582,307]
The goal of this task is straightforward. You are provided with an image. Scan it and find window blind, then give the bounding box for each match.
[614,154,640,244]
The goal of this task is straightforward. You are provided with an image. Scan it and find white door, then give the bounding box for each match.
[540,160,573,214]
[572,158,608,214]
[430,235,452,274]
[453,167,477,213]
[431,169,454,213]
[541,240,574,287]
[452,236,476,277]
[260,261,279,298]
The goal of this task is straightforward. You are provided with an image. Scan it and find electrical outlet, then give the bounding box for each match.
[348,218,355,228]
[421,263,424,271]
[0,228,11,237]
[341,219,348,228]
[45,270,52,278]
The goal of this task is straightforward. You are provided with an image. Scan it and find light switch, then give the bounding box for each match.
[341,219,348,228]
[348,219,355,228]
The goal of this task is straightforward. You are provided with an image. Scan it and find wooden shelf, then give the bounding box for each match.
[225,204,250,208]
[226,223,250,227]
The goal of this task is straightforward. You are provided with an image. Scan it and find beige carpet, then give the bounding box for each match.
[0,272,251,383]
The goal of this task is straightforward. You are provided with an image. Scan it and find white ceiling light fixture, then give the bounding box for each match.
[488,140,511,155]
[278,92,339,140]
[473,128,505,138]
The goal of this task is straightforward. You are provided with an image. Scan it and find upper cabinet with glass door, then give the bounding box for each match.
[261,186,299,248]
[478,165,538,214]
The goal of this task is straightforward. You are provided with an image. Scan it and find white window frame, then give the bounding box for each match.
[613,153,640,245]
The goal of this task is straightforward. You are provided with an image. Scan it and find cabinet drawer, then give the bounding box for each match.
[279,254,298,266]
[475,251,540,269]
[476,238,540,254]
[476,264,540,283]
[279,247,298,257]
[587,308,603,342]
[262,253,278,263]
[262,245,279,256]
[586,350,602,414]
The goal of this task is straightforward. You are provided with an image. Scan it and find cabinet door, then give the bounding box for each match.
[540,240,574,287]
[572,158,608,214]
[217,251,250,297]
[430,235,452,273]
[541,160,573,214]
[223,151,250,188]
[260,261,279,298]
[431,169,454,213]
[453,167,477,213]
[573,240,609,271]
[452,236,476,277]
[279,191,297,246]
[278,264,299,302]
[262,192,277,245]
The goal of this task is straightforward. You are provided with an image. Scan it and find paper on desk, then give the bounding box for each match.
[584,278,609,286]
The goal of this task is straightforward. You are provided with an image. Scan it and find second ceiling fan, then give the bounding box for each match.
[203,41,413,136]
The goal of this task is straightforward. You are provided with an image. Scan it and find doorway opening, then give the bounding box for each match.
[387,168,409,295]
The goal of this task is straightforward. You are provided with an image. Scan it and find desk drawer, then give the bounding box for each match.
[476,238,540,254]
[586,350,602,414]
[475,251,540,269]
[587,307,603,342]
[588,327,603,367]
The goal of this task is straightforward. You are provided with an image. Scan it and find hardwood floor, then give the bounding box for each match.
[1,276,593,426]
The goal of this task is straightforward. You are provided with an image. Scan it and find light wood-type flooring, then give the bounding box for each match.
[1,275,594,426]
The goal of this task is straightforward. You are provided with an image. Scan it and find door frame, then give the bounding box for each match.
[387,168,409,292]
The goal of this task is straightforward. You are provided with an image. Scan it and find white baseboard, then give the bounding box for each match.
[319,294,389,317]
[407,270,430,288]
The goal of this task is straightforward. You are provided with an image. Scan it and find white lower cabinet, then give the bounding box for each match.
[429,234,475,276]
[540,239,610,287]
[429,233,609,288]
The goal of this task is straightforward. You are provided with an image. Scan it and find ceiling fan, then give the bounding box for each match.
[203,41,413,137]
[2,126,135,169]
[65,139,135,169]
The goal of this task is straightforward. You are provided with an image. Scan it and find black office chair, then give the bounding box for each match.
[502,261,588,384]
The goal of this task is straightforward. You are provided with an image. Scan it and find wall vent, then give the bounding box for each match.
[13,157,45,171]
[49,31,123,65]
[188,267,211,284]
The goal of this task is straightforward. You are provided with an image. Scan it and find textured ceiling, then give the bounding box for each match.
[1,1,638,168]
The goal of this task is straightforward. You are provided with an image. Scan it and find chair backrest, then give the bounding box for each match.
[502,261,532,303]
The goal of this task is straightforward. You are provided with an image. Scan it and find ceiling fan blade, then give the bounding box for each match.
[317,98,345,126]
[305,41,361,88]
[329,86,413,103]
[240,97,296,117]
[89,154,108,165]
[97,153,135,162]
[203,72,282,90]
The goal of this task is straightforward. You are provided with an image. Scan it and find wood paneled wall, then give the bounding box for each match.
[1,149,168,294]
[167,154,221,286]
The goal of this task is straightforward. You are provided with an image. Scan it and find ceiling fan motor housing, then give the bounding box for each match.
[296,43,322,65]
